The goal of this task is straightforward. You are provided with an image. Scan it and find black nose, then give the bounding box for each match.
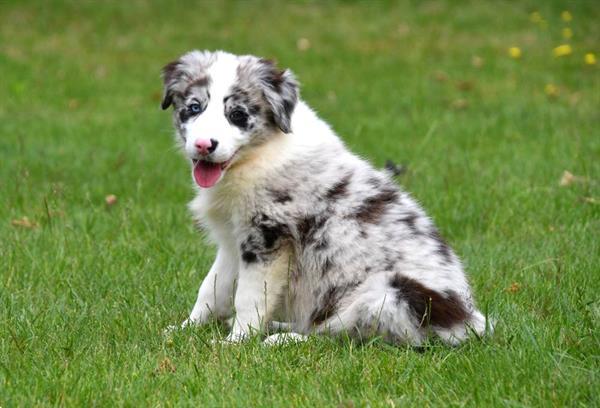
[208,138,218,153]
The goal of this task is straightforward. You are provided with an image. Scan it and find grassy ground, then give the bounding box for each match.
[1,0,598,406]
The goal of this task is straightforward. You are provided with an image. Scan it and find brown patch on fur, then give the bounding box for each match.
[268,189,293,204]
[310,287,339,325]
[310,283,360,325]
[352,188,398,224]
[389,275,468,328]
[326,172,352,201]
[297,214,327,245]
[398,213,419,234]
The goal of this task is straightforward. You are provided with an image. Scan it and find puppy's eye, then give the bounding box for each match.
[229,109,248,127]
[188,103,203,115]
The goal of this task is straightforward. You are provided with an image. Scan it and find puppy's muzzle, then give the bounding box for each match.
[194,138,219,156]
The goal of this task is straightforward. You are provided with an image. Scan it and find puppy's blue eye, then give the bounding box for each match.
[188,103,202,114]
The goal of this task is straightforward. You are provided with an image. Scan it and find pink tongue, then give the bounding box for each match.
[193,161,223,188]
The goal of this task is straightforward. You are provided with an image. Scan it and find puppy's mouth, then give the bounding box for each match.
[191,152,237,188]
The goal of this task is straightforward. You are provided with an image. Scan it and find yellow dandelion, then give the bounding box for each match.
[561,11,572,22]
[529,11,542,23]
[545,84,559,98]
[562,27,572,39]
[584,53,596,65]
[553,44,572,57]
[508,47,522,59]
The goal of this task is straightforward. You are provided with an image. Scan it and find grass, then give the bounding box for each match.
[1,0,598,405]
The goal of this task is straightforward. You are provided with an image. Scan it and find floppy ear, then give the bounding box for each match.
[160,60,181,110]
[258,59,299,133]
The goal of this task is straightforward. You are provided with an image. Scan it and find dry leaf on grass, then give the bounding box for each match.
[11,216,38,229]
[296,38,311,51]
[105,194,117,206]
[506,282,521,293]
[451,99,469,110]
[155,357,176,375]
[456,80,474,92]
[559,170,587,186]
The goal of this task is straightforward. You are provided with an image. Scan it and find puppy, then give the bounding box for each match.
[161,50,491,345]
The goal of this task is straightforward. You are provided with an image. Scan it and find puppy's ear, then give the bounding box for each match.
[258,59,299,134]
[160,59,181,110]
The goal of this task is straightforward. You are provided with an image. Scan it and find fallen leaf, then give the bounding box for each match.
[155,357,176,374]
[506,282,521,293]
[11,216,38,229]
[451,99,469,110]
[559,170,587,186]
[105,194,118,206]
[456,80,474,92]
[296,38,311,51]
[560,171,574,186]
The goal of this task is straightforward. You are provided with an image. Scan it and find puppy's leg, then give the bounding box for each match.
[224,249,290,343]
[182,247,238,328]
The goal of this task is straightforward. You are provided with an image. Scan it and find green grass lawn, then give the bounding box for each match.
[1,0,598,406]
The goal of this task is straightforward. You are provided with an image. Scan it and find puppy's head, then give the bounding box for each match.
[161,50,299,188]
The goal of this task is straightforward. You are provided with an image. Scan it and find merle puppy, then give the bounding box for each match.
[161,50,491,345]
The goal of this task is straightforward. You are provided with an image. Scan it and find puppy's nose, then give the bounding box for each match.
[194,138,218,156]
